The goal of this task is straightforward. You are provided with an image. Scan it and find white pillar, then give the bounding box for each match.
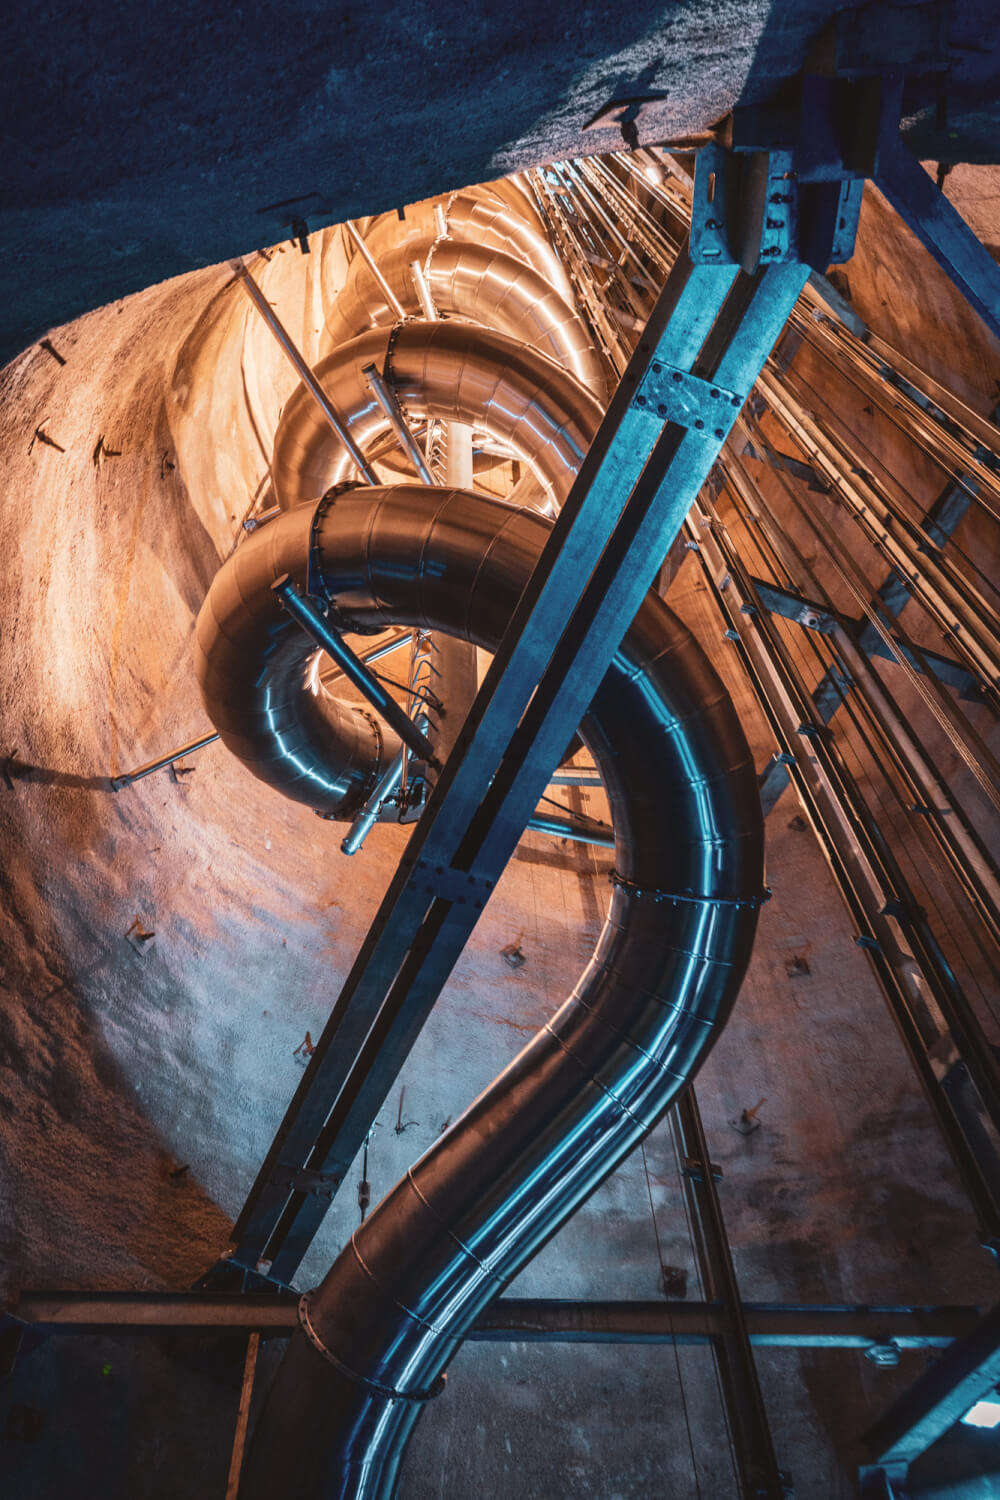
[444,421,474,491]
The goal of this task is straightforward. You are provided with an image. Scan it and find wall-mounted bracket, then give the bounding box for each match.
[692,111,864,274]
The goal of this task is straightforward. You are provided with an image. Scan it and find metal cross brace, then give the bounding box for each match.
[212,222,812,1287]
[755,571,985,818]
[855,475,977,669]
[2,1289,980,1349]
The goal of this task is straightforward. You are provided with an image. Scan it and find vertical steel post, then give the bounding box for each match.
[673,1089,788,1498]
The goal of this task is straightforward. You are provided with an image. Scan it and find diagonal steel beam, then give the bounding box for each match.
[874,134,1000,346]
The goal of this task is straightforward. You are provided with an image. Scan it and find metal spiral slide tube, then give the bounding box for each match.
[323,235,607,397]
[334,187,576,312]
[270,320,603,512]
[193,484,764,1499]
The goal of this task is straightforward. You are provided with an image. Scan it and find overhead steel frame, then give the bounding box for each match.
[859,1299,1000,1492]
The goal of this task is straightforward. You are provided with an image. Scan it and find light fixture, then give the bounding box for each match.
[644,163,661,185]
[961,1398,1000,1429]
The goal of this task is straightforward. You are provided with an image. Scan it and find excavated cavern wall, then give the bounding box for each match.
[4,163,1000,1500]
[0,245,415,1287]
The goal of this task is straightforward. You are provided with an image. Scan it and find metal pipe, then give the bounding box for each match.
[314,630,413,689]
[271,575,440,771]
[718,450,1000,948]
[243,505,281,533]
[341,746,407,856]
[231,260,378,486]
[790,294,1000,518]
[526,811,613,848]
[579,157,673,276]
[694,488,1000,1127]
[343,220,406,321]
[225,1334,260,1500]
[556,161,656,312]
[408,259,436,321]
[685,506,1000,1242]
[110,731,220,790]
[361,362,434,484]
[525,168,632,377]
[759,370,1000,707]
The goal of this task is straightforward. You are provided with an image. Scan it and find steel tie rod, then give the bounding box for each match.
[231,259,378,485]
[344,220,407,321]
[361,362,434,484]
[271,576,441,770]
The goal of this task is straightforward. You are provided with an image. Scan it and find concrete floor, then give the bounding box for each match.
[1,169,999,1496]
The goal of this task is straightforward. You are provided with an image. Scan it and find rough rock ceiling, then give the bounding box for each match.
[3,1,1000,363]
